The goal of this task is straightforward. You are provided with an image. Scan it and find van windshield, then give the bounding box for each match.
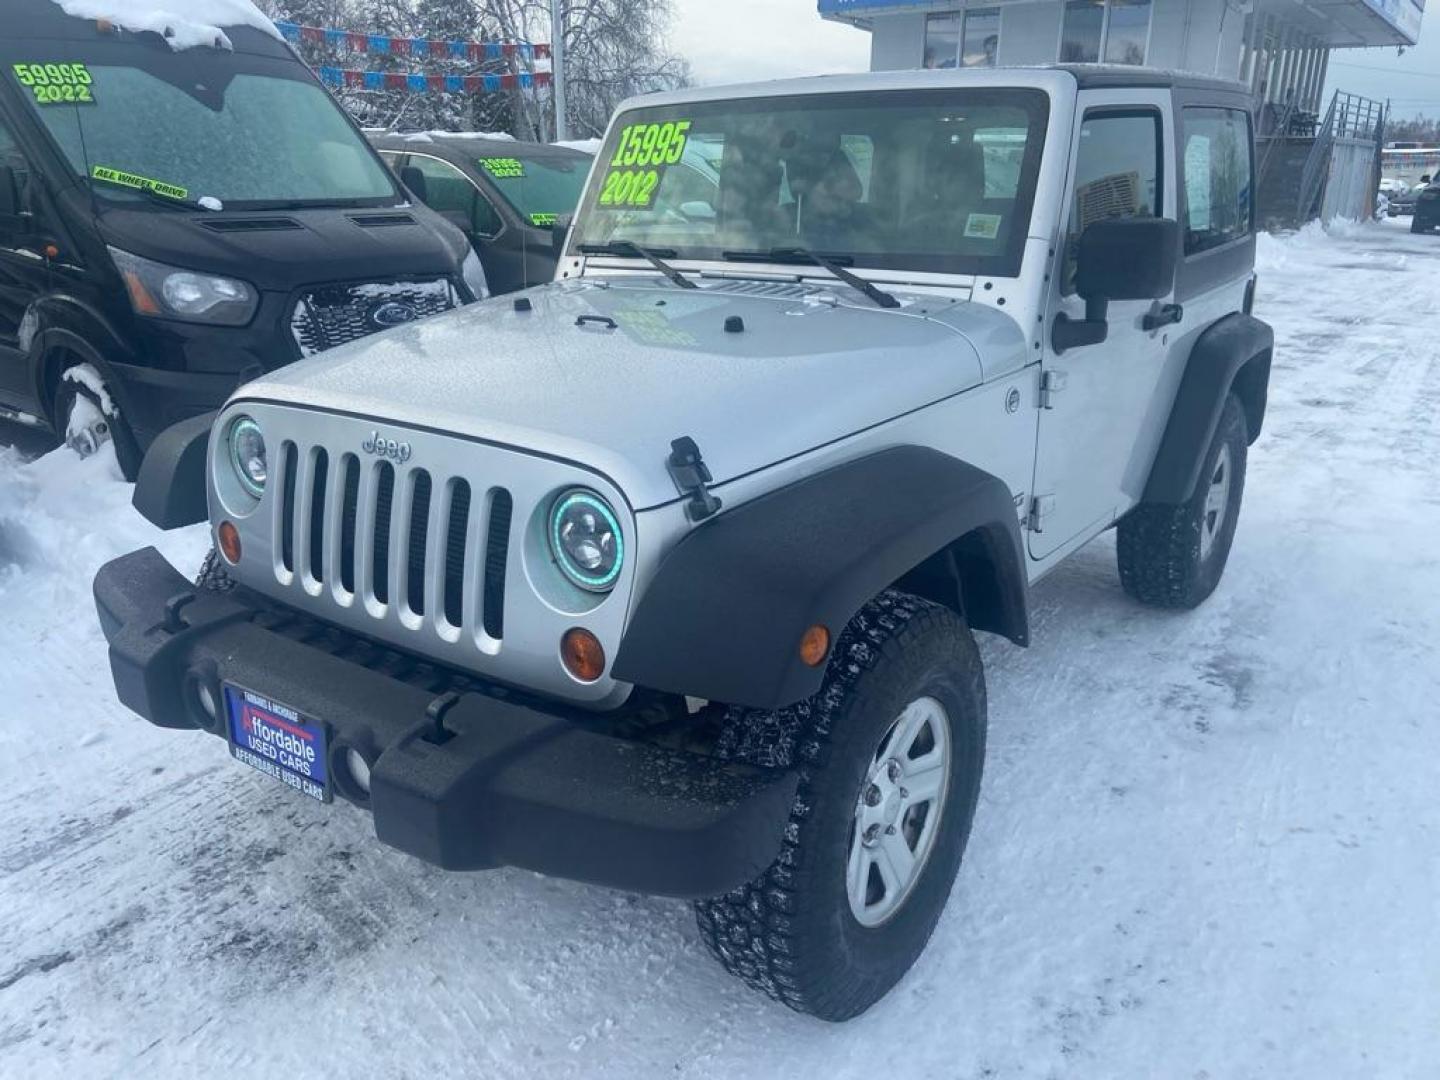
[8,46,396,209]
[571,88,1050,277]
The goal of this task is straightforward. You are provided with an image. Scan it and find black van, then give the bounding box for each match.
[0,2,482,475]
[371,134,592,295]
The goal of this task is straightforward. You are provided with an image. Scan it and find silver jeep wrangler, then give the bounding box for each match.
[96,65,1272,1020]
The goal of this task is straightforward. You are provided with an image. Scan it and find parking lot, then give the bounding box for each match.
[1,216,1438,1079]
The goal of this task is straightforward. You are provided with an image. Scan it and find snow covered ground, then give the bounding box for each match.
[1,218,1438,1079]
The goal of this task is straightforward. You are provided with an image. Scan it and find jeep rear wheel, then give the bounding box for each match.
[1117,392,1248,609]
[694,590,986,1021]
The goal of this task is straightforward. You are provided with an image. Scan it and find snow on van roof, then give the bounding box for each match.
[51,0,281,51]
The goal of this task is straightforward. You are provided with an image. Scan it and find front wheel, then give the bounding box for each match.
[694,591,987,1021]
[55,364,141,480]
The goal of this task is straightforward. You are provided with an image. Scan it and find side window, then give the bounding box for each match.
[408,155,502,238]
[1181,107,1252,255]
[0,117,32,225]
[1064,110,1162,291]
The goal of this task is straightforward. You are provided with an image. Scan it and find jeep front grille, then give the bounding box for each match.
[276,440,512,642]
[289,279,459,358]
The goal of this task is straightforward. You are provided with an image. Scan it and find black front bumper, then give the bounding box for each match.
[94,548,798,899]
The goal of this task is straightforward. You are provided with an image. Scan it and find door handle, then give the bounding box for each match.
[1142,302,1183,331]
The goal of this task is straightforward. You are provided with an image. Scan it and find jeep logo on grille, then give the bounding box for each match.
[369,300,419,328]
[362,431,412,463]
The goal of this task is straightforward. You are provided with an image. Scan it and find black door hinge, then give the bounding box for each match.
[667,436,722,522]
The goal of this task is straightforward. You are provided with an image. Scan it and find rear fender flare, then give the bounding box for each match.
[1143,313,1273,504]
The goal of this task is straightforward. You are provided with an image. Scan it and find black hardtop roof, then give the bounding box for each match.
[370,134,592,167]
[1057,63,1250,95]
[5,0,292,58]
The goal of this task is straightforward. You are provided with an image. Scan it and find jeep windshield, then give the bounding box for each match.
[572,88,1049,277]
[5,39,397,210]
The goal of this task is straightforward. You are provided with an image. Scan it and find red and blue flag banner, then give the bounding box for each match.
[275,20,551,61]
[318,67,552,93]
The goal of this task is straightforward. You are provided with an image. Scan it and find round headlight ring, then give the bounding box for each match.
[549,489,624,593]
[228,415,267,499]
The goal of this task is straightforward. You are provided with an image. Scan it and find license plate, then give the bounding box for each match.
[224,684,330,803]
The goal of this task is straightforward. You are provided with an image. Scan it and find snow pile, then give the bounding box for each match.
[405,130,517,143]
[554,138,604,155]
[52,0,281,51]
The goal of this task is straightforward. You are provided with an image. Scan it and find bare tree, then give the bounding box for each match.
[259,0,689,139]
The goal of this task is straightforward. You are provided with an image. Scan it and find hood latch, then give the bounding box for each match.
[667,436,722,523]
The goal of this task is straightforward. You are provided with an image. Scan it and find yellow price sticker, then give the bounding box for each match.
[13,62,96,105]
[479,157,525,179]
[91,165,189,202]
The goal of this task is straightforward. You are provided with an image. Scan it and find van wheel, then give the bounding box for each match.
[693,590,986,1021]
[55,365,141,480]
[1117,393,1248,609]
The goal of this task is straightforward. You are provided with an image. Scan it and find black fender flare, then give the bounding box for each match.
[132,412,215,529]
[612,446,1029,711]
[25,293,136,421]
[1143,313,1273,504]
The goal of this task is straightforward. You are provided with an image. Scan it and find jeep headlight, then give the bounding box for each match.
[549,489,623,593]
[109,246,259,326]
[227,415,267,498]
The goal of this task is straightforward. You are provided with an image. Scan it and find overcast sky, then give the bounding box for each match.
[1322,23,1440,121]
[669,0,869,85]
[669,0,1440,118]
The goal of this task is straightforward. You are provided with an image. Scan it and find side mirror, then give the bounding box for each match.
[1053,217,1179,354]
[399,165,429,204]
[551,212,574,257]
[0,165,22,220]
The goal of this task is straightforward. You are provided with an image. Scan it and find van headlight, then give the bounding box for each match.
[109,246,259,326]
[549,489,623,593]
[227,415,267,498]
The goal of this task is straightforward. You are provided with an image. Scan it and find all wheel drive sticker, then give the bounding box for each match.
[599,119,692,209]
[12,62,96,104]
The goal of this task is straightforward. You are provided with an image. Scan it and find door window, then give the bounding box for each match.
[0,118,31,228]
[407,155,503,238]
[1181,108,1253,254]
[1064,110,1163,291]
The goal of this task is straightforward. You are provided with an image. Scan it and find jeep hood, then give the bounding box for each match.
[236,277,1022,510]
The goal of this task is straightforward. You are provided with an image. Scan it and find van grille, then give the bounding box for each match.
[276,440,512,640]
[289,279,459,358]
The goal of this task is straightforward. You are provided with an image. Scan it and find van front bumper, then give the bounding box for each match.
[93,547,797,899]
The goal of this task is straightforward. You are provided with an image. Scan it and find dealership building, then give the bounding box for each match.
[819,0,1423,115]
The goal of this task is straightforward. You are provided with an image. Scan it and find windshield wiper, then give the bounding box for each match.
[578,240,697,290]
[91,177,204,212]
[722,246,899,309]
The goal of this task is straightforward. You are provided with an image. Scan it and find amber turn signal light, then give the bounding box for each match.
[561,628,606,683]
[217,521,242,565]
[799,624,830,667]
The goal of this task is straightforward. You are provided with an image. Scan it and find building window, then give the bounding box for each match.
[924,13,961,69]
[1061,0,1104,62]
[1062,0,1151,65]
[961,9,1001,67]
[1181,107,1253,255]
[1104,0,1151,64]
